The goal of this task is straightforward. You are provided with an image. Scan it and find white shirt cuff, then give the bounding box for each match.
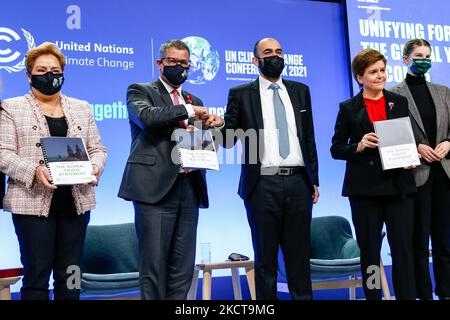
[214,121,225,130]
[184,104,195,118]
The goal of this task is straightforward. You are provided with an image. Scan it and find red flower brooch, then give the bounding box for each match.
[186,94,192,104]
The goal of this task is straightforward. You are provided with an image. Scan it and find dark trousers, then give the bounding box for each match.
[244,172,312,300]
[414,164,450,299]
[133,173,199,300]
[349,195,416,300]
[12,202,90,300]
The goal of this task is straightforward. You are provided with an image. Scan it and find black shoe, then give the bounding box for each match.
[228,253,249,261]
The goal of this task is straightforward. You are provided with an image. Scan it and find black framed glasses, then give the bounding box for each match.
[161,57,191,68]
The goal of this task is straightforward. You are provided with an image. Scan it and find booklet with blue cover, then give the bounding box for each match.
[40,137,95,185]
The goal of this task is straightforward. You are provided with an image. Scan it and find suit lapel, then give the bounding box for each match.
[25,92,52,137]
[181,90,192,105]
[250,79,264,130]
[384,89,399,120]
[427,82,445,142]
[353,90,373,133]
[283,80,303,140]
[154,79,174,106]
[397,81,426,135]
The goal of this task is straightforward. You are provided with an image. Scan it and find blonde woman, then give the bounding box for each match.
[0,42,107,300]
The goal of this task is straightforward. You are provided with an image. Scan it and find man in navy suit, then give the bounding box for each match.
[118,40,223,300]
[221,38,319,300]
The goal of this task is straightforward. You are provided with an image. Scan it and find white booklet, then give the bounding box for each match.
[373,117,420,170]
[173,129,219,171]
[40,137,95,185]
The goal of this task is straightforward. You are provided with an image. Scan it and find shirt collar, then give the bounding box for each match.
[258,75,284,90]
[159,76,183,95]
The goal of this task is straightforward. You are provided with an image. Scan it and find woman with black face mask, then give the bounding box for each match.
[0,42,107,300]
[390,39,450,300]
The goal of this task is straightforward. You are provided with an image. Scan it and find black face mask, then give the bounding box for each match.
[162,65,189,86]
[30,72,64,95]
[257,55,285,78]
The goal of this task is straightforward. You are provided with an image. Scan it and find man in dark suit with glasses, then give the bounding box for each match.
[118,39,223,300]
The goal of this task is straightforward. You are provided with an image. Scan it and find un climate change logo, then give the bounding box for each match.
[183,36,219,85]
[0,27,35,73]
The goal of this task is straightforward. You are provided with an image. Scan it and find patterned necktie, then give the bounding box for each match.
[269,83,290,159]
[172,89,186,128]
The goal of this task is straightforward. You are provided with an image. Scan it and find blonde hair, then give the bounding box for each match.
[25,42,66,73]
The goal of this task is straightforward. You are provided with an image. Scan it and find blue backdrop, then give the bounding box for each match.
[0,0,353,288]
[346,0,450,94]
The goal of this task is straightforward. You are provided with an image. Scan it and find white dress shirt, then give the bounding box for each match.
[258,75,305,168]
[159,77,194,126]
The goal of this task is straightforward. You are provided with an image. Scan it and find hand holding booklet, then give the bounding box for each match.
[373,117,420,170]
[40,137,96,185]
[173,128,220,171]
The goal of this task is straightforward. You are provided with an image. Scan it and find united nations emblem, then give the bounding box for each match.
[0,27,35,73]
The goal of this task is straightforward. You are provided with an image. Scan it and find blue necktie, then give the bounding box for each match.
[269,83,290,158]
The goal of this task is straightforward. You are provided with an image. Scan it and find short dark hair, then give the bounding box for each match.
[403,38,431,57]
[253,39,262,57]
[253,38,278,57]
[351,48,387,82]
[159,40,190,58]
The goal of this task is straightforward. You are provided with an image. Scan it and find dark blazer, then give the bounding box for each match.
[330,89,416,197]
[118,79,208,208]
[222,78,319,199]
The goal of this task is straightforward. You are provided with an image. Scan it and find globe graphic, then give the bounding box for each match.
[183,36,220,84]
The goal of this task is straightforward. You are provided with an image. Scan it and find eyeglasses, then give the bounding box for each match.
[161,57,191,68]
